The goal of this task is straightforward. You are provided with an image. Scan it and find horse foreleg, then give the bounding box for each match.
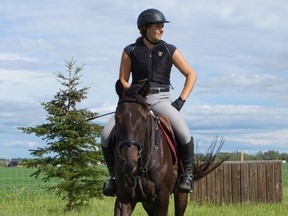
[174,188,188,216]
[114,196,136,216]
[144,192,170,216]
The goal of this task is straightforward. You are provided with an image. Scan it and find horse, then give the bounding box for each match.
[110,80,226,216]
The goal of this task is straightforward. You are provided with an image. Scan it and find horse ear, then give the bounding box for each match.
[138,81,150,97]
[115,79,125,99]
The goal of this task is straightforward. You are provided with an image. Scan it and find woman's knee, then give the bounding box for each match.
[175,129,191,145]
[101,116,115,147]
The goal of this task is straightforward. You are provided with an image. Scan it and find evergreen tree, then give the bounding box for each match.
[19,59,105,211]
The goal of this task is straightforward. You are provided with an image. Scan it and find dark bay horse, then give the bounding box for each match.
[112,80,225,216]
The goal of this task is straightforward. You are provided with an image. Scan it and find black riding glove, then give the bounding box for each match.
[171,97,186,111]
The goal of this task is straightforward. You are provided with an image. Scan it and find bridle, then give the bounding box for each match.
[115,96,160,198]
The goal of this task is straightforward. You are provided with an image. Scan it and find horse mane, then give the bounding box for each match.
[121,85,149,111]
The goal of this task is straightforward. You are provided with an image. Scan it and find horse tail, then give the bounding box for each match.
[193,137,229,181]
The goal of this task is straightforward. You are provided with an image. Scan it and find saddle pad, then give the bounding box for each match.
[157,115,177,164]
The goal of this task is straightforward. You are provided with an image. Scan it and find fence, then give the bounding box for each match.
[191,160,283,203]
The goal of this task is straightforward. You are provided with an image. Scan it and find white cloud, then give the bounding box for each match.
[0,53,38,61]
[184,105,288,129]
[3,141,39,148]
[182,105,288,153]
[203,73,280,88]
[227,129,288,146]
[0,69,58,101]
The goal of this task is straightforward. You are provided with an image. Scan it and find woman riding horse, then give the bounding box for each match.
[101,8,197,196]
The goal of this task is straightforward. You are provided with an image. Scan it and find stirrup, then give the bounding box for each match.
[178,173,193,192]
[103,177,117,197]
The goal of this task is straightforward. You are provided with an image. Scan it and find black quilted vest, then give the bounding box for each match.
[127,39,173,84]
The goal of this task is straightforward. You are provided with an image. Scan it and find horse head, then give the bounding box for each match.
[115,80,150,175]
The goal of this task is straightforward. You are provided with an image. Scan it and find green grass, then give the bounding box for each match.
[1,189,288,216]
[1,164,288,216]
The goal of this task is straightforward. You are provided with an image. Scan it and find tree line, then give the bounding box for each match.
[2,149,287,169]
[218,150,288,161]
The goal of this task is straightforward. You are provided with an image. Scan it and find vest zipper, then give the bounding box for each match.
[148,49,153,81]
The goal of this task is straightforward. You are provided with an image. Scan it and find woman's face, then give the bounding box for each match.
[146,23,164,42]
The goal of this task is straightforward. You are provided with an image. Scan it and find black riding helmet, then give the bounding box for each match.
[137,8,169,29]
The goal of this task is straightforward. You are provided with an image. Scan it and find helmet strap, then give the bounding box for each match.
[144,27,159,45]
[144,35,159,45]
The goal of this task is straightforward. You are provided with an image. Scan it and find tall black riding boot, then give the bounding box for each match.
[178,137,194,192]
[102,146,117,196]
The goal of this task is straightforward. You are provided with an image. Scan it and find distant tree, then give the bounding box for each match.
[281,153,288,161]
[255,151,264,160]
[264,150,281,160]
[216,152,232,161]
[19,59,105,211]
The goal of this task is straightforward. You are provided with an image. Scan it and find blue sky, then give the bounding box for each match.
[0,0,287,159]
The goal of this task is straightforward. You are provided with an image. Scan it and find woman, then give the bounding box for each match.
[101,8,197,196]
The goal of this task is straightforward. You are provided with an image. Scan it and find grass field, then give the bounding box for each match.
[0,163,288,216]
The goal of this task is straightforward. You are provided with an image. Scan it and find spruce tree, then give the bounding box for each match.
[19,59,105,211]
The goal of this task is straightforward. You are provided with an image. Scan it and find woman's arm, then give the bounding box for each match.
[119,51,131,89]
[172,49,197,100]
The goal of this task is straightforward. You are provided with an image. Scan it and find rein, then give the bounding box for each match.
[86,111,115,121]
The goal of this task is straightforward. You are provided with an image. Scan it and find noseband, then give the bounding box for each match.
[118,140,143,152]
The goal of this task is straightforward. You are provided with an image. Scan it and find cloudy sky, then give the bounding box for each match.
[1,0,287,159]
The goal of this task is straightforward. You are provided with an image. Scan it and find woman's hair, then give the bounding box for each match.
[139,24,152,36]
